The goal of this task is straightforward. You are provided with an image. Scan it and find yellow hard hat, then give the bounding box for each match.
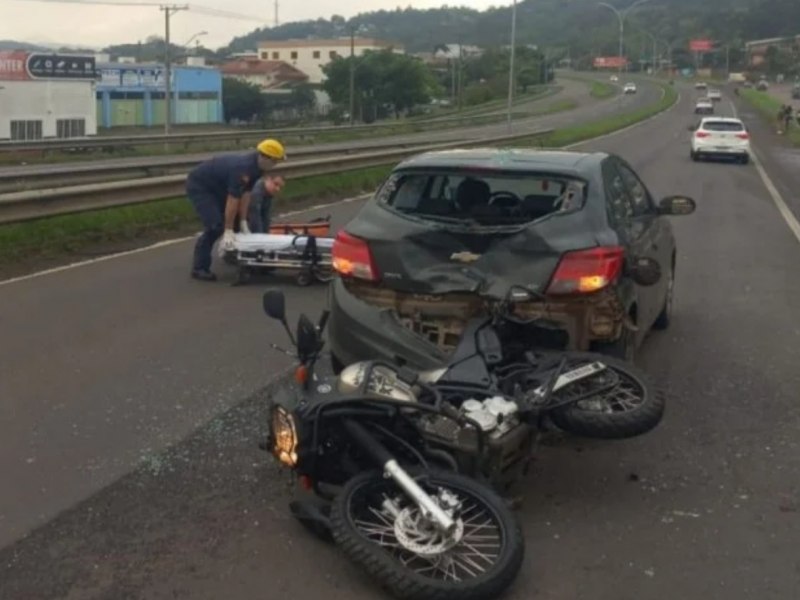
[257,139,286,160]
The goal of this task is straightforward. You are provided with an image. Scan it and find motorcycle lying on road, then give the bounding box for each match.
[260,277,664,600]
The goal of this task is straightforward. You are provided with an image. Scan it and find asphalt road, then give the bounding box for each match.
[3,80,800,599]
[0,76,627,180]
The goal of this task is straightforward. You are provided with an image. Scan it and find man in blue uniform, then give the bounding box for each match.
[185,139,286,281]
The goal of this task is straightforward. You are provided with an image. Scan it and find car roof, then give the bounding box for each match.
[392,148,607,175]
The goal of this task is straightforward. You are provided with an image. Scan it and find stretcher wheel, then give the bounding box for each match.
[296,270,313,287]
[312,266,335,283]
[232,267,253,287]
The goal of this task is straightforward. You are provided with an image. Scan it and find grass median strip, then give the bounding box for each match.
[739,88,800,146]
[589,81,616,99]
[0,80,677,273]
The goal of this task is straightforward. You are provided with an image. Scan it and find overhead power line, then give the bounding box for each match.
[11,0,268,22]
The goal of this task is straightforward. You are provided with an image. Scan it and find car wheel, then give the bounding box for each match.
[740,154,750,165]
[690,150,699,161]
[653,265,674,331]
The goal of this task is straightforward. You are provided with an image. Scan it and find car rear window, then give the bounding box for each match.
[375,170,587,227]
[702,121,745,132]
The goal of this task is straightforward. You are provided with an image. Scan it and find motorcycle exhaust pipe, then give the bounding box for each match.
[343,419,456,535]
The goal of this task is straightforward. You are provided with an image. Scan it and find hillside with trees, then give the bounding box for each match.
[223,0,800,72]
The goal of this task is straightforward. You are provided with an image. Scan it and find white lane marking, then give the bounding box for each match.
[732,96,800,244]
[0,82,678,286]
[0,194,371,287]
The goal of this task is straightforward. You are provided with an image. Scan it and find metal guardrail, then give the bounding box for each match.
[0,111,527,156]
[0,129,553,224]
[0,137,473,194]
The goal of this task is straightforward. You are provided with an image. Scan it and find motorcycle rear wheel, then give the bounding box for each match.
[330,469,524,600]
[548,353,665,439]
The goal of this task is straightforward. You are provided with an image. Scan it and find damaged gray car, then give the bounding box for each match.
[327,148,695,370]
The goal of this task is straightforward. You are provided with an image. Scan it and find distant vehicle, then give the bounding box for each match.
[689,117,751,164]
[695,98,714,114]
[756,80,769,91]
[743,81,753,89]
[728,72,746,83]
[708,89,722,101]
[610,75,619,82]
[624,82,637,94]
[792,85,800,99]
[695,81,708,90]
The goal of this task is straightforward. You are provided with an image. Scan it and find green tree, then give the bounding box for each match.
[290,84,317,116]
[323,50,439,120]
[222,78,265,123]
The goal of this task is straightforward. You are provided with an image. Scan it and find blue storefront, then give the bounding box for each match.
[95,62,223,128]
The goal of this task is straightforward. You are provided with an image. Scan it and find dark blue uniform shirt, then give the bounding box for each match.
[187,151,262,203]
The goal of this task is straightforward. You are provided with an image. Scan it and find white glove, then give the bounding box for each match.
[239,219,251,235]
[218,229,236,257]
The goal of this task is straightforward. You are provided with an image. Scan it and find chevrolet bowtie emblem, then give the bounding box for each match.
[450,251,481,263]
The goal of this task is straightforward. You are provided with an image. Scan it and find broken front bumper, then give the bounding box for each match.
[327,278,627,370]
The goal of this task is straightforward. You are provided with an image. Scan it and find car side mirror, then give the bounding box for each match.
[627,257,662,287]
[658,195,696,216]
[263,290,287,323]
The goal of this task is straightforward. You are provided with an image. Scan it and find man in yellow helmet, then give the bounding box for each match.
[185,139,286,281]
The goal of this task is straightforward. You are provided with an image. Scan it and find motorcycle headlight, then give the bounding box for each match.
[271,406,298,467]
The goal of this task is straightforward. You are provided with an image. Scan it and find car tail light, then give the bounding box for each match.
[332,231,379,281]
[547,246,624,295]
[736,132,750,140]
[695,131,711,138]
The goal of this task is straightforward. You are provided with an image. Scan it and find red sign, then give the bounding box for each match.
[593,56,628,68]
[0,50,30,81]
[690,39,713,52]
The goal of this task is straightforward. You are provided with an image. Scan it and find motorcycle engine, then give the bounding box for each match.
[460,397,520,439]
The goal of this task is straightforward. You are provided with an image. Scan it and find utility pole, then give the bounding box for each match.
[506,0,517,133]
[349,26,355,126]
[725,44,730,79]
[161,4,188,136]
[274,0,279,27]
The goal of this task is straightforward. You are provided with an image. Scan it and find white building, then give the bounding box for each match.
[257,38,405,84]
[0,50,97,140]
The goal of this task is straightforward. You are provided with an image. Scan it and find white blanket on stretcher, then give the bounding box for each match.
[231,233,334,252]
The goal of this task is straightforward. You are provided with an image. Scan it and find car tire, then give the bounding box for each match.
[653,265,674,331]
[690,150,699,161]
[740,154,750,165]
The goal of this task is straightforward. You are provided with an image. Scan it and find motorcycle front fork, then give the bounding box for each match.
[343,419,456,535]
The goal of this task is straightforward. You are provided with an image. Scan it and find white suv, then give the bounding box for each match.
[690,117,751,164]
[624,82,637,94]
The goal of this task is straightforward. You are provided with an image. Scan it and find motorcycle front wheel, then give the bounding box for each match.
[548,353,665,439]
[330,469,524,600]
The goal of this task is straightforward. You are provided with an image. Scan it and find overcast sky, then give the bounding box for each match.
[3,0,502,49]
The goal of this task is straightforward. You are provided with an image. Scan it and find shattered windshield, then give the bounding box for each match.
[376,170,587,227]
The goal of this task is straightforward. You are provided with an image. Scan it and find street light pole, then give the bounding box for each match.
[161,3,188,137]
[506,0,517,133]
[349,26,355,127]
[598,0,652,76]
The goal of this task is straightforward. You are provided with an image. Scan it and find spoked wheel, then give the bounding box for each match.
[548,353,665,439]
[330,470,524,600]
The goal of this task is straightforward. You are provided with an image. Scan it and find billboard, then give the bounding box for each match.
[690,39,713,52]
[0,51,96,81]
[0,50,30,81]
[26,53,96,79]
[593,56,628,68]
[98,66,167,89]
